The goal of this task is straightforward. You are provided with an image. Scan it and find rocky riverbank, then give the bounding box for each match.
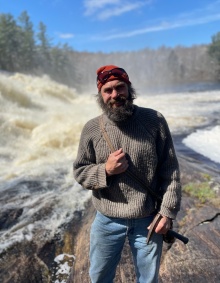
[158,154,220,283]
[67,152,220,283]
[0,151,219,283]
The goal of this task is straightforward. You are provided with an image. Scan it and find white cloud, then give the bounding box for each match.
[90,1,220,41]
[100,14,220,40]
[98,2,146,20]
[58,33,75,39]
[83,0,151,20]
[84,0,120,15]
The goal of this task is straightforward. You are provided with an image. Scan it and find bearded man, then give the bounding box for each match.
[73,65,181,283]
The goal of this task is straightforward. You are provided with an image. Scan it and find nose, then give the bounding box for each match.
[111,89,118,99]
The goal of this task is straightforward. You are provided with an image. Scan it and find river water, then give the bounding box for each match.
[0,72,220,282]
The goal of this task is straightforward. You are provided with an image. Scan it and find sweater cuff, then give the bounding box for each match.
[95,163,111,189]
[159,205,178,220]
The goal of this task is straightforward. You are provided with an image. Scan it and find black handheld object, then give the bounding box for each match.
[166,230,189,244]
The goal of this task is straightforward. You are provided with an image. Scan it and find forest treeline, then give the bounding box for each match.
[0,11,77,88]
[0,11,220,93]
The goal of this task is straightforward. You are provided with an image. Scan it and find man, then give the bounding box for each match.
[73,65,181,283]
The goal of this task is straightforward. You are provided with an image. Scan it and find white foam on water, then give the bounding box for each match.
[0,177,91,253]
[183,125,220,164]
[136,91,220,134]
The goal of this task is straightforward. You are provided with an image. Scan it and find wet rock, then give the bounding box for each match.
[67,200,95,283]
[0,209,82,283]
[0,208,23,229]
[157,155,220,283]
[0,242,50,283]
[159,205,220,283]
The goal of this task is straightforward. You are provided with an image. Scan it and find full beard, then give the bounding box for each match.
[97,94,134,122]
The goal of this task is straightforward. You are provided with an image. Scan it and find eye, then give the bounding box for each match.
[104,88,113,94]
[115,85,125,92]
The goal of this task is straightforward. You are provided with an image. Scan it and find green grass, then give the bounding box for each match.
[183,181,216,203]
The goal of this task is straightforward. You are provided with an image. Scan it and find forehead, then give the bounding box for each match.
[101,80,126,90]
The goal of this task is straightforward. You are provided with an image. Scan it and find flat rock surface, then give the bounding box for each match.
[159,204,220,283]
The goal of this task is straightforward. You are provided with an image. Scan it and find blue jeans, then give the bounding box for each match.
[89,211,163,283]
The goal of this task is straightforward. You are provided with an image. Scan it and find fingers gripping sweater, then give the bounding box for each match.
[73,105,181,219]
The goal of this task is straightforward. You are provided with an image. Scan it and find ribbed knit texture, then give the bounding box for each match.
[73,105,181,219]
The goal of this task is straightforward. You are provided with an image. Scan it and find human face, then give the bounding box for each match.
[97,80,134,122]
[100,80,129,108]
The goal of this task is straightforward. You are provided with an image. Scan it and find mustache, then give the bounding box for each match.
[108,96,127,105]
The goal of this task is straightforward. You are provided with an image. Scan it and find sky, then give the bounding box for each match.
[1,0,220,53]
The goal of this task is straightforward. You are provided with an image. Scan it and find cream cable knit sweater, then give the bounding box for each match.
[73,105,181,219]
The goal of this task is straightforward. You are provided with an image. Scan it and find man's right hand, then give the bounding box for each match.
[105,148,129,176]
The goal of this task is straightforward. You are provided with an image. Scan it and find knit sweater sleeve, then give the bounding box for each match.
[156,114,182,219]
[73,119,109,190]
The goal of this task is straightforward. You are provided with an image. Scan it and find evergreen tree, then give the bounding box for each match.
[0,13,20,71]
[51,44,67,70]
[50,43,69,81]
[36,21,51,70]
[18,11,36,71]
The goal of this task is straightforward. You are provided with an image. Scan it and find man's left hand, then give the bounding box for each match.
[148,215,171,234]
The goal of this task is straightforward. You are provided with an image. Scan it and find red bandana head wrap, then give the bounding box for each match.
[96,65,131,91]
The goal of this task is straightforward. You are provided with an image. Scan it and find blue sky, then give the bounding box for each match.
[1,0,220,53]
